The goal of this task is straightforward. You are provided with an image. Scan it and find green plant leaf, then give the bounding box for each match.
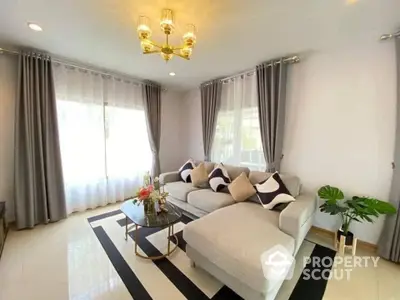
[318,185,344,203]
[346,197,397,223]
[319,202,347,215]
[318,186,397,226]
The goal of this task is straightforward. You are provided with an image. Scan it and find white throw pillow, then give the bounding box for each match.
[254,172,295,210]
[178,159,195,183]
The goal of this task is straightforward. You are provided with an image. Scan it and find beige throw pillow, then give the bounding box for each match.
[228,172,256,202]
[191,163,209,187]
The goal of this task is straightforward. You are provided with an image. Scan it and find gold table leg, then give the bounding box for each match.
[125,216,128,240]
[134,223,179,261]
[134,224,138,254]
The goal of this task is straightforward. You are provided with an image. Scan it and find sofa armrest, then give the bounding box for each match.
[279,193,317,253]
[159,171,181,184]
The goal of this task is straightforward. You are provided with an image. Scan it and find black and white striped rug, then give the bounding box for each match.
[88,209,336,300]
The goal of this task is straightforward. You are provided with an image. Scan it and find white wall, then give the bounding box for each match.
[160,90,186,173]
[181,89,204,161]
[180,40,397,244]
[0,53,18,221]
[281,40,397,244]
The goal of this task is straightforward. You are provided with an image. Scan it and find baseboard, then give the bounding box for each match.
[310,226,378,253]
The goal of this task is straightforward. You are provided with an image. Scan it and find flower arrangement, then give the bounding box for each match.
[132,173,168,214]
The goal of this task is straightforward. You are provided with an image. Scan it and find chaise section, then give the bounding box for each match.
[187,189,235,213]
[159,166,316,299]
[164,181,200,202]
[183,202,295,296]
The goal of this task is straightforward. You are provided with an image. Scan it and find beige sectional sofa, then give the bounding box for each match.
[159,162,316,300]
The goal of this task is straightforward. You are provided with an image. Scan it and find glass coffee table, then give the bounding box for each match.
[120,200,182,260]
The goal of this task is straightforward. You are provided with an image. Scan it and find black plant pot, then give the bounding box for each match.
[337,229,354,246]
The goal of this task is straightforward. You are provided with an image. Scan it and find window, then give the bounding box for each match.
[54,64,152,213]
[212,74,265,170]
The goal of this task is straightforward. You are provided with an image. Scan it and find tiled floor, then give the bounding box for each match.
[0,204,399,300]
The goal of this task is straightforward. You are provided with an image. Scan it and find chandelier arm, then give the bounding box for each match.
[143,50,162,54]
[173,51,190,60]
[172,45,185,50]
[147,40,163,49]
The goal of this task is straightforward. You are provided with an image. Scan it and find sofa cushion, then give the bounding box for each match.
[179,159,195,183]
[191,163,209,187]
[183,202,295,294]
[193,160,215,174]
[249,171,301,197]
[254,172,296,209]
[187,189,235,213]
[228,172,256,202]
[164,181,200,202]
[208,164,231,192]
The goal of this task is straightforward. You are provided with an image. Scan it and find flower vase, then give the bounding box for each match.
[143,201,155,215]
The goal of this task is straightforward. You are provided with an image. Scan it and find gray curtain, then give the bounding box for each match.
[142,83,161,177]
[379,38,400,262]
[14,51,67,229]
[256,59,288,172]
[200,80,222,161]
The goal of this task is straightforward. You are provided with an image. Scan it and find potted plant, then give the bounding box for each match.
[317,185,397,245]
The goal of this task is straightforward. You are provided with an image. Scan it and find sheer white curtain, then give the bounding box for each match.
[104,78,152,203]
[53,64,151,214]
[211,73,266,170]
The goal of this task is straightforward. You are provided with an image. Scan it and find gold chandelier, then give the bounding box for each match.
[137,9,197,62]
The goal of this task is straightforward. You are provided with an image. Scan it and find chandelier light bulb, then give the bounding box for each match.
[180,47,192,58]
[137,16,152,40]
[141,40,153,52]
[183,24,197,47]
[160,9,174,34]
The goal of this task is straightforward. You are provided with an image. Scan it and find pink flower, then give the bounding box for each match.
[138,187,150,200]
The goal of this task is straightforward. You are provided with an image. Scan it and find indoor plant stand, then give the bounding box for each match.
[334,230,358,255]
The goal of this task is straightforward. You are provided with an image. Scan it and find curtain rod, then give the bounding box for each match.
[0,46,164,90]
[380,30,400,41]
[202,55,300,86]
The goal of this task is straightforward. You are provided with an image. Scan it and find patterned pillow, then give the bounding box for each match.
[179,159,195,183]
[208,164,231,192]
[254,172,296,209]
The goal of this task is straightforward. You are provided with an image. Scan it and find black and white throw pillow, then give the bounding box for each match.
[179,159,195,183]
[208,164,231,192]
[254,172,295,210]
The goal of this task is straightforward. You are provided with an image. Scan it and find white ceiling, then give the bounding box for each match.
[0,0,399,90]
